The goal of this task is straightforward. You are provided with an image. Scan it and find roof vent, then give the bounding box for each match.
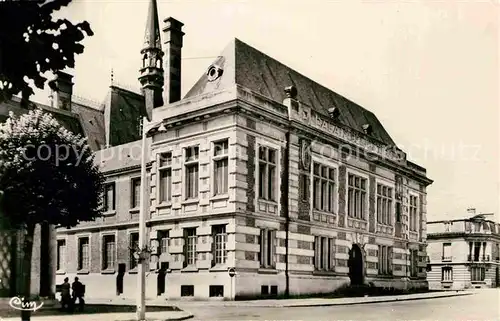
[328,107,340,119]
[362,124,372,135]
[207,64,223,82]
[284,85,297,99]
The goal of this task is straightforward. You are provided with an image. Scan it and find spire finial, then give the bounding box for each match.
[143,0,162,50]
[111,68,114,85]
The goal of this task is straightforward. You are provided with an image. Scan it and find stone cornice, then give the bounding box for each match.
[289,119,432,185]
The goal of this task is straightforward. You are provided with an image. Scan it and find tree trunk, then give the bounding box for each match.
[20,224,35,321]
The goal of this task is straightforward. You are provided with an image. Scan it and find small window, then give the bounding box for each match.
[181,285,194,297]
[261,285,269,295]
[270,285,278,296]
[209,285,224,297]
[131,178,141,208]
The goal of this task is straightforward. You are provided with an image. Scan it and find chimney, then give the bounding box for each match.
[163,17,184,104]
[52,71,73,111]
[283,85,299,118]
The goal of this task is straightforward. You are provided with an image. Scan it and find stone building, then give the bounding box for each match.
[427,209,500,290]
[0,72,146,297]
[55,0,433,300]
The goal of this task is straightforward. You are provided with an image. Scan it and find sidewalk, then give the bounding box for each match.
[86,290,473,309]
[0,310,193,321]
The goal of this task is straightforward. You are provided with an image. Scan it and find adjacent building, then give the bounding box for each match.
[54,0,433,300]
[427,209,500,290]
[0,73,146,297]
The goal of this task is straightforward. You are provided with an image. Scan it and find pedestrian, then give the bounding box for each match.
[71,277,85,312]
[60,277,72,312]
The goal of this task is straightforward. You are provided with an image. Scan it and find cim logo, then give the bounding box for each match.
[9,296,43,312]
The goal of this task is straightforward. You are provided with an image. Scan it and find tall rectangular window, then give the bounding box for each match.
[348,174,367,219]
[158,230,169,255]
[442,243,452,261]
[378,245,392,275]
[102,235,116,270]
[213,140,229,195]
[57,239,66,271]
[313,163,336,213]
[258,146,277,201]
[376,183,393,225]
[129,232,139,270]
[158,152,172,203]
[103,183,115,211]
[185,147,199,200]
[184,228,197,266]
[131,178,141,208]
[258,229,276,268]
[409,195,418,231]
[314,236,335,271]
[471,267,485,281]
[442,267,453,281]
[212,225,228,265]
[78,237,89,271]
[410,249,419,277]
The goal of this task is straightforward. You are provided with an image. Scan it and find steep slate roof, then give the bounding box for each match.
[185,38,395,146]
[0,97,86,140]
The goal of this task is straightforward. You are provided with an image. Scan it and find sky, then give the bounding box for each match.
[31,0,499,222]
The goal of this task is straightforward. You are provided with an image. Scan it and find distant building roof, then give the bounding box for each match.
[185,38,396,146]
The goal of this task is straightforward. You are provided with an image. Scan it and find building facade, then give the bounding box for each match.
[427,210,500,290]
[55,0,433,300]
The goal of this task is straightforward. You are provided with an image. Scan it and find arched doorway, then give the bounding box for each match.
[348,244,365,286]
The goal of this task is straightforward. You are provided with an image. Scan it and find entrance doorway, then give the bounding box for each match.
[348,244,365,286]
[157,262,168,296]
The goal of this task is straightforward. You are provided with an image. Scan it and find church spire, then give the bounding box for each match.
[139,0,164,120]
[143,0,161,50]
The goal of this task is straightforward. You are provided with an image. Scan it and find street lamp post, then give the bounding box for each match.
[136,116,166,321]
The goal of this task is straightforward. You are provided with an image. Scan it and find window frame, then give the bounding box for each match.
[157,151,173,204]
[184,228,198,267]
[100,231,118,272]
[257,145,278,202]
[56,238,67,272]
[311,162,337,214]
[130,177,141,209]
[347,170,369,220]
[409,193,419,232]
[76,233,91,272]
[441,266,453,282]
[212,225,228,266]
[314,236,335,271]
[128,230,140,271]
[103,182,116,212]
[377,245,393,275]
[376,182,394,226]
[184,146,200,200]
[258,228,276,269]
[212,139,229,197]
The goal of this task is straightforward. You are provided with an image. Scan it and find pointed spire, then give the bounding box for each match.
[143,0,161,51]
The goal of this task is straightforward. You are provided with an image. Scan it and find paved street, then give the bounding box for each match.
[185,289,499,321]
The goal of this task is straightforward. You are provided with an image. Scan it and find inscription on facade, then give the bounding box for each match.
[310,113,403,163]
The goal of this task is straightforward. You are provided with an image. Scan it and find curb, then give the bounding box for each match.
[118,314,194,321]
[265,292,474,308]
[172,292,474,308]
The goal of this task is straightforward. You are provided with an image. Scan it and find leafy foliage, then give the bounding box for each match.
[0,0,93,106]
[0,108,104,229]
